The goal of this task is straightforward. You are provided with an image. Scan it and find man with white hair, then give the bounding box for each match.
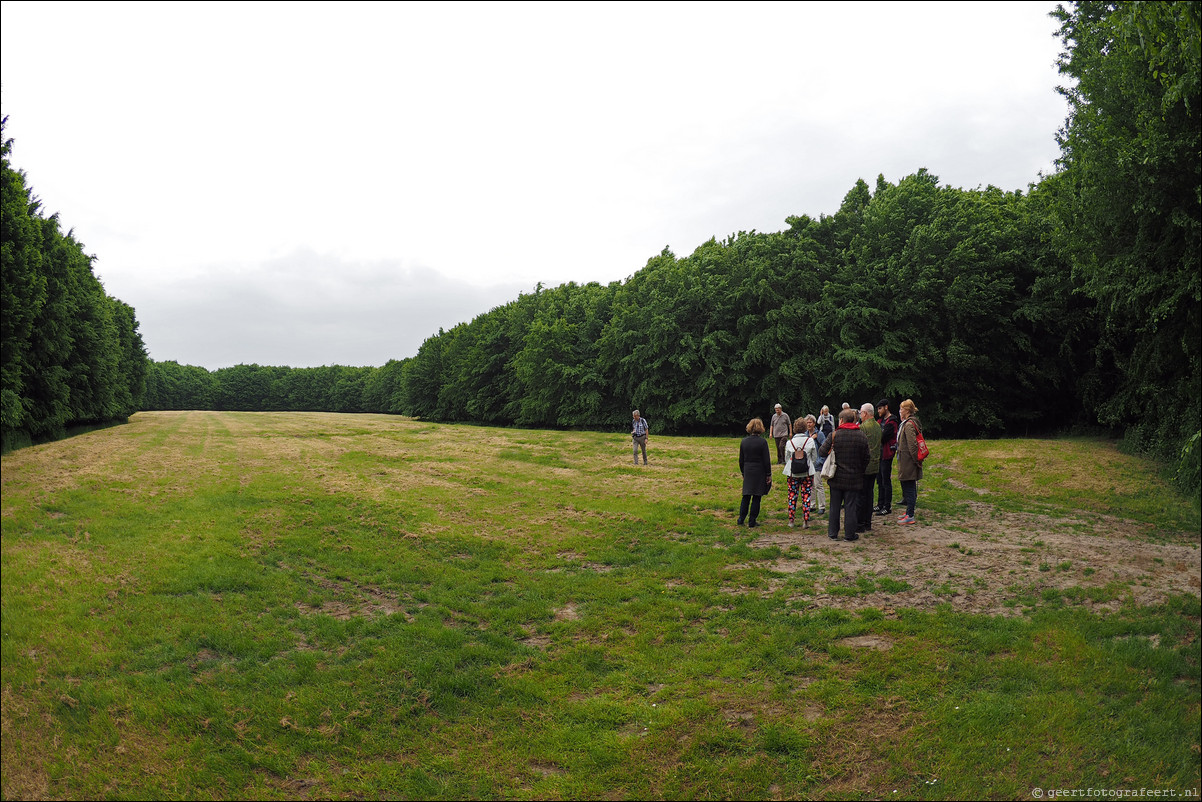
[770,403,792,464]
[858,402,882,533]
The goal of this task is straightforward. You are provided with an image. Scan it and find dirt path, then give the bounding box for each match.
[741,501,1200,616]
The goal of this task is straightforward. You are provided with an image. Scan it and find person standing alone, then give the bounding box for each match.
[770,404,792,464]
[631,409,649,465]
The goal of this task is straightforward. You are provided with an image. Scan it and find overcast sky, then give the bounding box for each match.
[1,1,1070,370]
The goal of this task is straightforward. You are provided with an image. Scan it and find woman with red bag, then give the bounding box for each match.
[896,399,924,525]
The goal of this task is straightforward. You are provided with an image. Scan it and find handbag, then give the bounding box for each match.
[820,433,837,479]
[915,426,930,463]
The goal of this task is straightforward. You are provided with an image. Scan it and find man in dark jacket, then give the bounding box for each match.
[818,408,871,541]
[875,399,900,516]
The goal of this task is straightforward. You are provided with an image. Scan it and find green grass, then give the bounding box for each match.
[928,437,1201,536]
[2,412,1199,799]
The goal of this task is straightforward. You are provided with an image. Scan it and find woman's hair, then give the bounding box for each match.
[793,418,806,434]
[838,408,857,424]
[900,399,918,415]
[746,417,765,435]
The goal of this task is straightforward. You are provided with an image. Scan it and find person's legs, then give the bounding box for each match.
[738,494,751,525]
[748,495,762,527]
[827,486,844,539]
[844,488,861,539]
[859,473,875,531]
[776,437,787,464]
[813,474,826,511]
[787,477,800,524]
[633,437,640,464]
[800,477,812,524]
[901,480,917,519]
[878,457,894,514]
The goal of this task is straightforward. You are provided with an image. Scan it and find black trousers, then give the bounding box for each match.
[827,486,861,539]
[738,494,762,525]
[858,472,876,530]
[878,456,895,512]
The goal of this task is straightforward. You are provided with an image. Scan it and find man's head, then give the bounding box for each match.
[632,409,641,419]
[774,403,782,413]
[860,402,875,421]
[839,408,857,424]
[877,398,890,416]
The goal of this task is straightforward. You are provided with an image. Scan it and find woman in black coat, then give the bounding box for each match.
[738,417,774,527]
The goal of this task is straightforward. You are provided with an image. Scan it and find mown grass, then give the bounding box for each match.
[927,437,1201,536]
[2,412,1199,800]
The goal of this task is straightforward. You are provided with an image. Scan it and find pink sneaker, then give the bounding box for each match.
[898,515,916,525]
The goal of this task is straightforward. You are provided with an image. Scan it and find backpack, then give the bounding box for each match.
[789,436,810,475]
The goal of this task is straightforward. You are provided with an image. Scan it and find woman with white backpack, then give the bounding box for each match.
[783,417,820,528]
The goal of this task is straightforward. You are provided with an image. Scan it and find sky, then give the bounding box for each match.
[0,1,1071,370]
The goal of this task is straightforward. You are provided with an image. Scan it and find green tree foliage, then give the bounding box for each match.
[143,360,218,410]
[389,173,1098,437]
[361,358,409,414]
[823,172,1087,432]
[1,117,148,450]
[1,126,47,438]
[1053,0,1201,483]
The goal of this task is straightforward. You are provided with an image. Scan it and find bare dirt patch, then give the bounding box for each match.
[837,635,894,651]
[295,572,412,620]
[553,604,581,621]
[746,501,1200,616]
[519,634,553,650]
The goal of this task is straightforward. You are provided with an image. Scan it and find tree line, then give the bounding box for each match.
[1,118,148,452]
[388,175,1085,437]
[3,3,1199,491]
[142,361,400,414]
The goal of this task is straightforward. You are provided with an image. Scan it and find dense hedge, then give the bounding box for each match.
[1,118,148,451]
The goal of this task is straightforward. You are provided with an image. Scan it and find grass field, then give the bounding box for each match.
[2,411,1199,800]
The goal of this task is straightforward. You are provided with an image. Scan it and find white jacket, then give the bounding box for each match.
[783,433,819,478]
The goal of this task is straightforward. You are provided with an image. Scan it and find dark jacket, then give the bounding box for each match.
[897,415,924,481]
[738,435,773,496]
[818,424,870,490]
[879,413,900,460]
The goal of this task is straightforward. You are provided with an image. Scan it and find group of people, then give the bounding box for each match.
[628,401,925,539]
[741,399,924,538]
